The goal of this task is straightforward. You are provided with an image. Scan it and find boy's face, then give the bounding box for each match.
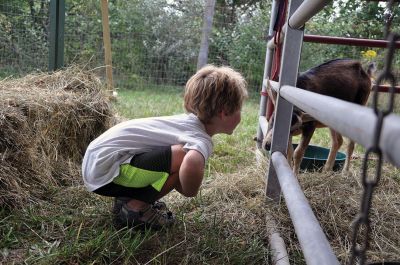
[221,109,242,135]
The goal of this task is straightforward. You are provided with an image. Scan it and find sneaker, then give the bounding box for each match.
[113,197,170,215]
[112,197,131,215]
[115,203,174,230]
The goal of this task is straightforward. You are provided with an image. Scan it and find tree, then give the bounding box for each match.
[197,0,216,70]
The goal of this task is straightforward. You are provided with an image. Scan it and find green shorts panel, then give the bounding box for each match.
[113,164,169,192]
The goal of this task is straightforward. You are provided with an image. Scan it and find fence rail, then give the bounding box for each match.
[258,0,400,264]
[271,151,340,265]
[303,34,400,48]
[278,84,400,168]
[288,0,329,29]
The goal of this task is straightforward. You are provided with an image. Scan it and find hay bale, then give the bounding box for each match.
[0,66,114,208]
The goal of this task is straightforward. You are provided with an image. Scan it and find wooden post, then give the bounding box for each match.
[100,0,114,92]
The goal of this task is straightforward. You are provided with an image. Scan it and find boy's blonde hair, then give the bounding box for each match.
[184,65,248,123]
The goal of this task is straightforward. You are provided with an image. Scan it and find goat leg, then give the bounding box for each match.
[343,139,355,172]
[324,129,343,171]
[293,123,315,174]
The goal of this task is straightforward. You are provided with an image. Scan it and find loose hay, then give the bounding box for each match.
[0,66,114,208]
[273,164,399,263]
[164,156,399,264]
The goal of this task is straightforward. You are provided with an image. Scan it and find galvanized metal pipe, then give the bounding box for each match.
[266,0,304,201]
[268,75,400,95]
[288,0,331,29]
[268,1,332,48]
[267,79,280,92]
[271,151,340,265]
[279,85,400,168]
[259,116,268,136]
[262,0,279,80]
[257,0,280,147]
[266,214,291,265]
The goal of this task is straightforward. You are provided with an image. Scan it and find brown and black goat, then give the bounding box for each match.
[263,59,374,173]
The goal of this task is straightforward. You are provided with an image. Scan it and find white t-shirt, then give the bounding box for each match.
[82,113,213,191]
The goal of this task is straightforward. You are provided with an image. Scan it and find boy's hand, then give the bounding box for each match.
[178,149,205,197]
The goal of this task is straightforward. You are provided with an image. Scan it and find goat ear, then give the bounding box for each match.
[266,81,277,105]
[301,113,316,123]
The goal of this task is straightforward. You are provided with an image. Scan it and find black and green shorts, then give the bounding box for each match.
[93,146,171,203]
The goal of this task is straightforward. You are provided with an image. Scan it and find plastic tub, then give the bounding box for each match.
[292,143,346,172]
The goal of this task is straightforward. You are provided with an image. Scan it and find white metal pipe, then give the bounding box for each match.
[265,214,291,265]
[259,116,269,136]
[288,0,331,29]
[271,151,340,265]
[267,1,331,49]
[279,85,400,168]
[266,0,304,201]
[262,0,280,79]
[257,0,280,148]
[267,79,280,92]
[267,1,331,48]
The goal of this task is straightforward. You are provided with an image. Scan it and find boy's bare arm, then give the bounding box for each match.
[177,149,205,197]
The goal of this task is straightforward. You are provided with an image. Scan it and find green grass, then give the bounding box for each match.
[2,84,398,264]
[0,86,269,264]
[115,86,261,175]
[115,85,185,118]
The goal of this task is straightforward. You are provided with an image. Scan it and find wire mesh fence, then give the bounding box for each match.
[0,0,399,93]
[0,0,269,92]
[0,1,49,76]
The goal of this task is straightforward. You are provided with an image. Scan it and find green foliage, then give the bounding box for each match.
[64,0,104,67]
[1,0,400,89]
[208,2,271,91]
[109,0,204,86]
[301,1,400,71]
[212,6,269,90]
[0,0,48,74]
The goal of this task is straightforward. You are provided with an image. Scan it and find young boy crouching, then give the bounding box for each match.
[82,65,248,230]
